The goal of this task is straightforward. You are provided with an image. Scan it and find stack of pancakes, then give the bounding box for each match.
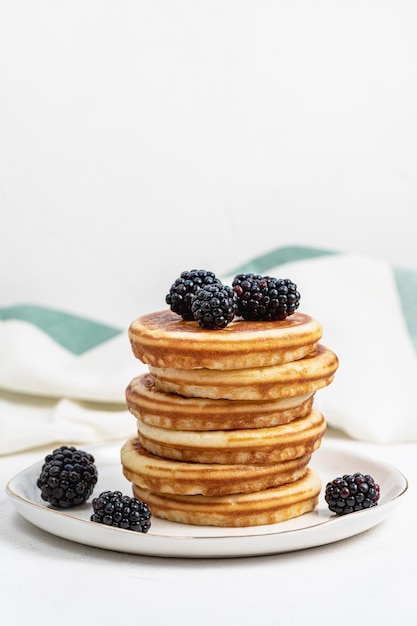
[121,309,338,527]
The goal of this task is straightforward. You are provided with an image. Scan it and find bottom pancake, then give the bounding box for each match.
[131,467,321,527]
[121,437,311,496]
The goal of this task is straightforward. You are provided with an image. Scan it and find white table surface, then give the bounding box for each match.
[1,427,414,625]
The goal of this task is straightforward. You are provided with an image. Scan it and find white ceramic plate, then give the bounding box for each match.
[6,440,407,558]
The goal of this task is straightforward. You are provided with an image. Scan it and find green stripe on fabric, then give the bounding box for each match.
[227,245,339,275]
[0,305,122,355]
[393,267,417,355]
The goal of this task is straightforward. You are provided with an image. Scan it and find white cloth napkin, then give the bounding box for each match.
[1,245,417,454]
[0,307,146,455]
[223,246,417,443]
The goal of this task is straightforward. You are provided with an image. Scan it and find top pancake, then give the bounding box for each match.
[128,309,323,370]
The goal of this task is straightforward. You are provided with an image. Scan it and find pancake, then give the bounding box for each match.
[136,407,326,464]
[126,373,315,430]
[131,467,322,527]
[121,437,311,496]
[128,309,323,370]
[149,344,338,401]
[124,296,338,527]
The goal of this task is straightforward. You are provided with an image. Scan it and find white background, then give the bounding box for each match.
[2,5,417,623]
[1,1,417,327]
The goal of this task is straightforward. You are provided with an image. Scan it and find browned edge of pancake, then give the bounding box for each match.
[128,310,323,370]
[149,344,339,401]
[136,409,326,464]
[121,437,312,496]
[126,373,315,430]
[131,467,322,527]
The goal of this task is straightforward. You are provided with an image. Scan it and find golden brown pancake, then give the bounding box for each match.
[126,373,315,430]
[128,309,323,370]
[149,344,338,401]
[124,302,338,527]
[131,467,322,527]
[136,408,326,464]
[121,437,311,496]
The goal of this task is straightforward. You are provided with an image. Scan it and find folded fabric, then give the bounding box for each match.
[0,306,146,455]
[0,307,142,403]
[224,246,417,443]
[0,391,135,456]
[1,245,417,454]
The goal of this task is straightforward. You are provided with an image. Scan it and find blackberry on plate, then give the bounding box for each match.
[191,283,238,329]
[166,269,222,320]
[232,273,300,321]
[90,490,152,533]
[325,473,380,515]
[37,446,98,508]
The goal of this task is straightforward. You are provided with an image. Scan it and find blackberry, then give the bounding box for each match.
[166,269,222,320]
[37,446,98,508]
[90,490,151,532]
[232,273,300,321]
[325,473,380,515]
[191,283,238,329]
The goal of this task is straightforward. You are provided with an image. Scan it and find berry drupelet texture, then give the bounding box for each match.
[232,274,300,321]
[90,490,152,532]
[37,446,98,508]
[166,269,222,320]
[191,283,238,329]
[325,473,380,515]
